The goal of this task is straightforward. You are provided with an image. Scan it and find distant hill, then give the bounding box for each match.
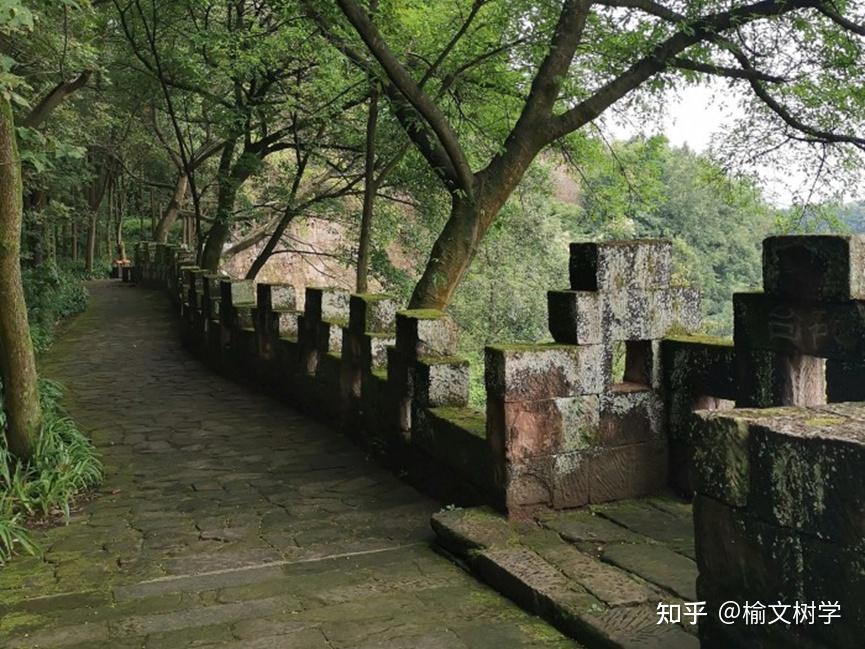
[839,202,865,233]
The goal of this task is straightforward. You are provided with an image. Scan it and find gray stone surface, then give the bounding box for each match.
[0,281,577,649]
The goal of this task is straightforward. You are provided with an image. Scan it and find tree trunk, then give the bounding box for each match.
[356,86,379,293]
[71,215,78,261]
[245,210,297,280]
[85,211,97,272]
[154,173,188,243]
[408,196,485,309]
[0,95,42,459]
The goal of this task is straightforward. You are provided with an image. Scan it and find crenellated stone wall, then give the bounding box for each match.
[686,235,865,649]
[130,238,705,515]
[129,234,865,648]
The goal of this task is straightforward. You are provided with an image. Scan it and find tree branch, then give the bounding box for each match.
[21,71,92,128]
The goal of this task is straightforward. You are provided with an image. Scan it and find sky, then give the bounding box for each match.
[608,82,862,208]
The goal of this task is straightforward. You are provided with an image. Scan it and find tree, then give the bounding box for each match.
[0,92,42,460]
[322,0,865,309]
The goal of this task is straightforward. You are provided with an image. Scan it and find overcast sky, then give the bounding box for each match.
[608,82,862,208]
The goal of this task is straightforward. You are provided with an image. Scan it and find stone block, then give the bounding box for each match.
[734,291,865,358]
[547,290,602,344]
[689,410,751,507]
[588,442,667,503]
[418,407,493,493]
[598,389,663,447]
[349,294,398,334]
[694,494,804,608]
[274,310,301,340]
[487,395,600,464]
[603,286,695,341]
[763,234,865,301]
[256,283,296,311]
[485,343,603,402]
[661,335,736,398]
[746,407,865,544]
[414,356,470,408]
[395,310,459,357]
[305,287,350,322]
[569,239,672,292]
[826,358,865,402]
[236,307,255,330]
[669,285,702,332]
[802,536,865,644]
[502,451,590,511]
[317,320,345,355]
[365,333,394,369]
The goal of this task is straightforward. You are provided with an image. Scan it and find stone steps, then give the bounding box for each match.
[432,500,699,649]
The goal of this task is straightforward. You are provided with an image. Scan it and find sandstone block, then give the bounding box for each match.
[588,442,667,503]
[734,291,865,358]
[349,294,398,334]
[486,395,600,464]
[598,389,663,447]
[689,410,751,507]
[763,234,865,301]
[414,356,470,408]
[305,287,350,322]
[485,343,603,401]
[547,290,602,344]
[395,310,459,357]
[569,239,672,292]
[661,335,736,398]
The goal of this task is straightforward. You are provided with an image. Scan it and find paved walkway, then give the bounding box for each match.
[0,281,575,649]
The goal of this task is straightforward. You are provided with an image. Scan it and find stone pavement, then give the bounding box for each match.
[432,499,699,649]
[0,281,577,649]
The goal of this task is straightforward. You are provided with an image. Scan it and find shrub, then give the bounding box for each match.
[0,379,103,564]
[22,262,90,353]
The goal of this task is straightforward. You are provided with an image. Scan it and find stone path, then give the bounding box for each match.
[432,499,700,649]
[0,281,577,649]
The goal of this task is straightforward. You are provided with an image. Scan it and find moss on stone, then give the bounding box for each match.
[664,332,734,347]
[398,308,445,320]
[428,406,486,438]
[486,342,576,352]
[418,354,469,366]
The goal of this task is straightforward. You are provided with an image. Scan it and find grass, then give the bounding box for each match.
[0,382,103,566]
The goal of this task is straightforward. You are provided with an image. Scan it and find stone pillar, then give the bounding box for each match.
[388,310,461,443]
[298,287,349,376]
[489,239,702,516]
[341,294,397,433]
[735,235,865,407]
[692,404,865,649]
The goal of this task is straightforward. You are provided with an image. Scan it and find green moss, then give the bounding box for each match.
[354,293,395,303]
[486,342,575,352]
[664,332,734,347]
[398,308,445,320]
[804,416,845,426]
[371,367,388,381]
[428,406,486,438]
[418,354,468,366]
[0,611,47,633]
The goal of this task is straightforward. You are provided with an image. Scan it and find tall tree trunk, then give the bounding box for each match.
[408,196,484,309]
[85,211,97,272]
[0,95,42,459]
[356,86,379,293]
[154,173,188,243]
[71,215,78,261]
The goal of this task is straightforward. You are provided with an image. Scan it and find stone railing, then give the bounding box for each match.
[131,234,865,647]
[130,238,705,515]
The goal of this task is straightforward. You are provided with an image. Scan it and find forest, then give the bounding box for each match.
[1,0,865,561]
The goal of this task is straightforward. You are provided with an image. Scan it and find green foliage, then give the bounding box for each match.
[565,136,778,335]
[22,262,90,353]
[0,379,103,564]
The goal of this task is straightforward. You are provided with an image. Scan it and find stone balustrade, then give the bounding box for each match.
[130,234,865,648]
